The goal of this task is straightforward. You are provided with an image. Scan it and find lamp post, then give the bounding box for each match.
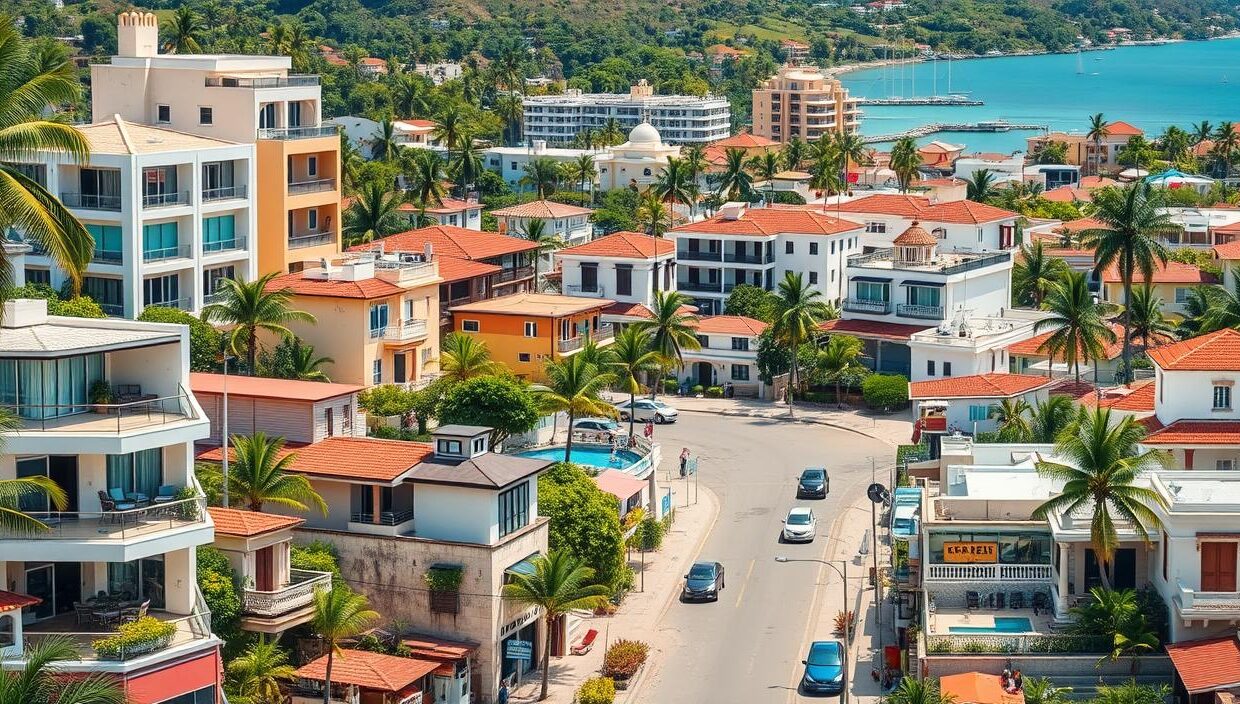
[218,348,235,506]
[775,556,850,704]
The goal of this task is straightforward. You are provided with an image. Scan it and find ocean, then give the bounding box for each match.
[839,38,1240,153]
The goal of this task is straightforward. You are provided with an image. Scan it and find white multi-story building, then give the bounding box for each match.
[832,194,1021,253]
[485,141,606,192]
[680,315,768,396]
[13,116,256,317]
[1142,328,1240,470]
[0,298,222,703]
[522,80,731,145]
[553,230,677,324]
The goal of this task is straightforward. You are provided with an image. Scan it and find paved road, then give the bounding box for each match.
[640,412,892,703]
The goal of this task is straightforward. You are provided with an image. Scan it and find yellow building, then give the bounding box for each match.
[450,293,616,380]
[266,252,442,387]
[1099,260,1217,318]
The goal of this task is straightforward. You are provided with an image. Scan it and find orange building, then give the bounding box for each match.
[752,64,861,143]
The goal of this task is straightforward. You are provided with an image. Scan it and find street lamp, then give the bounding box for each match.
[217,348,235,506]
[775,556,850,704]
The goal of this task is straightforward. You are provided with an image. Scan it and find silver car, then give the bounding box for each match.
[614,398,679,423]
[782,507,817,543]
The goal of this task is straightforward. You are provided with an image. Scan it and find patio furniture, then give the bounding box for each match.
[125,492,151,507]
[113,384,157,406]
[107,487,127,502]
[119,600,150,624]
[153,485,178,504]
[74,602,96,625]
[98,491,137,520]
[1010,592,1025,609]
[995,592,1005,609]
[966,591,980,609]
[571,629,599,655]
[1032,592,1050,611]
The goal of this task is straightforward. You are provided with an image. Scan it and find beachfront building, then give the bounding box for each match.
[751,64,862,143]
[553,231,677,325]
[1099,260,1218,317]
[92,11,342,276]
[1163,206,1240,249]
[264,252,442,388]
[1141,329,1240,470]
[0,298,222,702]
[1025,121,1144,173]
[832,194,1022,253]
[909,373,1054,436]
[11,116,256,318]
[450,293,615,380]
[521,80,730,145]
[678,315,768,396]
[670,202,866,315]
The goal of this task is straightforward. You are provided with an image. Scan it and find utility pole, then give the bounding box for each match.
[871,457,881,626]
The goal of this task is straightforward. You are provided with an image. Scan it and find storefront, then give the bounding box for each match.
[926,528,1052,565]
[499,617,537,684]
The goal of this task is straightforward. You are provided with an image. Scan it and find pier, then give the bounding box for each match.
[856,96,984,106]
[861,121,1047,144]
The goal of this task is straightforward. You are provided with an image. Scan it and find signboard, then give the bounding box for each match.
[685,457,698,476]
[505,640,533,660]
[943,541,998,563]
[661,492,672,516]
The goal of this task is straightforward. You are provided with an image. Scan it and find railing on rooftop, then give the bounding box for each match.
[924,563,1052,582]
[206,75,321,88]
[2,387,196,433]
[847,248,1012,275]
[1,496,207,541]
[258,126,338,140]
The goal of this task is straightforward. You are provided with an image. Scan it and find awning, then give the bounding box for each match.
[940,672,1025,704]
[851,276,892,284]
[901,280,945,287]
[505,553,541,578]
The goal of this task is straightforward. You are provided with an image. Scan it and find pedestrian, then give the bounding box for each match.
[679,447,690,477]
[1013,669,1023,692]
[497,682,509,704]
[644,421,654,439]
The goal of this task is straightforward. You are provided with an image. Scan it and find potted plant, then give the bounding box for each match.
[601,639,649,690]
[424,565,463,614]
[92,616,176,660]
[89,380,113,413]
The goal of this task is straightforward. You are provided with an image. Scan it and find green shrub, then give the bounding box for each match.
[291,540,341,577]
[577,677,616,704]
[705,386,723,398]
[690,384,704,395]
[93,616,177,659]
[767,190,807,205]
[137,306,222,372]
[602,639,649,680]
[801,391,830,403]
[634,516,665,551]
[424,565,464,592]
[862,374,909,411]
[369,425,433,442]
[663,379,679,394]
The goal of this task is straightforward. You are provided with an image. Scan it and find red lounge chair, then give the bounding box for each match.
[571,629,598,655]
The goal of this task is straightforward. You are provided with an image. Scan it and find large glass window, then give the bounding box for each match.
[106,449,163,499]
[369,303,389,337]
[498,481,530,538]
[107,555,165,608]
[203,215,236,251]
[143,274,180,307]
[905,286,941,307]
[927,530,1052,564]
[83,277,124,312]
[855,281,888,302]
[0,354,104,419]
[142,222,180,259]
[86,224,123,260]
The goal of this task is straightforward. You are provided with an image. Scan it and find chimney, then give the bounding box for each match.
[117,11,159,58]
[719,202,747,221]
[423,242,434,261]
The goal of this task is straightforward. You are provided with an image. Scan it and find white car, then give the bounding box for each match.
[782,507,817,543]
[614,398,679,424]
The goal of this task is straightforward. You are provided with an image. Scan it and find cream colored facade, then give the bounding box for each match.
[597,123,682,191]
[752,64,861,143]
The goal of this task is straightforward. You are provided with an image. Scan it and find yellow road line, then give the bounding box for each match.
[734,558,756,608]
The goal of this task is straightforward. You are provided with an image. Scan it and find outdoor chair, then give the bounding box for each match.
[107,487,127,503]
[966,591,980,609]
[98,491,137,520]
[153,485,178,504]
[74,602,96,625]
[571,629,599,655]
[1010,592,1025,609]
[995,592,1006,609]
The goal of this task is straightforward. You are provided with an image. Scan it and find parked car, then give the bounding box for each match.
[782,507,817,543]
[681,561,725,601]
[801,640,845,695]
[797,468,829,499]
[572,418,621,438]
[614,398,679,424]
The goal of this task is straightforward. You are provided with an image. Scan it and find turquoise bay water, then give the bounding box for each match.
[841,39,1240,152]
[516,445,643,469]
[947,617,1035,634]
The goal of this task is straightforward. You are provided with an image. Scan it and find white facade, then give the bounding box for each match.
[834,208,1019,254]
[485,142,605,192]
[330,116,444,159]
[843,249,1013,330]
[908,315,1040,383]
[679,328,765,396]
[556,253,673,307]
[596,124,682,191]
[522,81,730,145]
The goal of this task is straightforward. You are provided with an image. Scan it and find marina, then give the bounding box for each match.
[861,121,1047,144]
[856,96,983,106]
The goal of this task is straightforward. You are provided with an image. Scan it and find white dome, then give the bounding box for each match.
[627,122,662,145]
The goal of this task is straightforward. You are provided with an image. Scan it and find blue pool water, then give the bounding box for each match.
[516,446,643,470]
[947,617,1034,634]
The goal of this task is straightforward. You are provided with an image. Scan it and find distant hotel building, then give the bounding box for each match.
[751,65,862,143]
[522,80,730,145]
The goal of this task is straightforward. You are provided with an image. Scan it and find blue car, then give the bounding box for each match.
[801,640,845,695]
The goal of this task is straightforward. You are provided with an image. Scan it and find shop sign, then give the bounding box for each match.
[506,640,533,660]
[500,606,539,638]
[943,541,998,563]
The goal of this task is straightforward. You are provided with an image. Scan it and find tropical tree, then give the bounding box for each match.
[281,339,334,382]
[1126,284,1176,350]
[1013,240,1072,308]
[636,191,672,237]
[1184,281,1240,334]
[781,136,808,170]
[501,551,610,701]
[0,25,93,299]
[1033,407,1167,589]
[651,157,697,216]
[339,135,364,193]
[964,169,997,202]
[520,158,562,198]
[1191,120,1214,145]
[311,588,380,704]
[392,74,430,118]
[1092,682,1170,704]
[748,150,784,200]
[637,290,700,399]
[607,326,660,438]
[1082,184,1176,381]
[203,273,315,374]
[226,636,297,704]
[534,355,616,462]
[716,147,754,201]
[519,217,564,287]
[1070,587,1160,663]
[403,149,448,217]
[809,147,844,198]
[1086,113,1111,177]
[0,408,68,533]
[1030,395,1076,443]
[682,143,710,188]
[342,182,405,246]
[772,272,832,417]
[1214,121,1240,178]
[440,331,505,382]
[886,677,957,704]
[431,110,467,154]
[889,136,922,193]
[813,334,866,408]
[834,131,869,183]
[1034,271,1115,383]
[0,635,128,704]
[450,132,484,196]
[163,6,205,54]
[1158,125,1191,163]
[1022,677,1072,704]
[563,154,597,197]
[495,94,524,146]
[990,398,1033,442]
[225,432,326,514]
[599,118,625,146]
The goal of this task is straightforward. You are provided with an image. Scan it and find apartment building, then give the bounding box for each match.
[553,231,677,324]
[522,80,730,145]
[1141,328,1240,470]
[1025,121,1144,172]
[1099,260,1218,317]
[493,200,594,278]
[92,11,342,276]
[751,64,862,143]
[0,298,221,703]
[670,202,866,315]
[908,373,1055,435]
[485,142,606,192]
[14,117,255,317]
[679,315,768,396]
[832,195,1021,253]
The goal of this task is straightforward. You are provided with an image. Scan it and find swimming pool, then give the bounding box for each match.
[947,617,1034,634]
[516,445,643,470]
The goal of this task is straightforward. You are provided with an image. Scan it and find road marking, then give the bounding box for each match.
[733,558,756,608]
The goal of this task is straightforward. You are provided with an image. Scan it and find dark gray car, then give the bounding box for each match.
[797,468,829,499]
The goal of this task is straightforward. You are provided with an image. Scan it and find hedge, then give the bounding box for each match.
[577,677,616,704]
[93,616,177,659]
[602,639,649,680]
[862,374,909,411]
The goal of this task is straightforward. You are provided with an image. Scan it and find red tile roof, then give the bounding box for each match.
[1100,260,1217,285]
[558,231,674,259]
[395,119,435,129]
[1079,176,1119,189]
[190,373,362,402]
[435,256,502,283]
[1214,241,1240,259]
[296,650,440,692]
[352,225,539,261]
[819,318,927,341]
[359,58,387,67]
[832,194,931,217]
[1046,379,1098,400]
[400,198,478,214]
[1166,636,1240,694]
[1106,120,1144,136]
[490,200,594,219]
[908,373,1055,400]
[711,132,778,149]
[1042,186,1092,203]
[285,437,436,482]
[1144,420,1240,446]
[266,271,406,300]
[917,199,1018,224]
[672,209,861,237]
[601,302,697,319]
[693,315,768,336]
[207,507,304,537]
[1148,329,1240,371]
[1007,322,1137,362]
[400,635,479,661]
[1059,217,1105,233]
[0,590,41,614]
[892,221,936,246]
[1086,380,1156,412]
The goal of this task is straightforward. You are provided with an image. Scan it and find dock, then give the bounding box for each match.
[856,96,984,106]
[861,121,1047,144]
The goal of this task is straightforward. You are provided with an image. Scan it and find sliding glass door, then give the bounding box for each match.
[105,449,163,499]
[0,355,104,419]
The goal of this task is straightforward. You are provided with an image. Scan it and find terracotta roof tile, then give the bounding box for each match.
[285,437,436,482]
[399,198,478,214]
[435,256,502,283]
[394,119,435,129]
[831,194,931,217]
[1059,217,1105,233]
[490,200,594,219]
[1143,420,1240,446]
[917,200,1018,224]
[1106,120,1144,136]
[1046,379,1098,400]
[908,373,1055,400]
[1167,636,1240,694]
[400,635,479,660]
[351,225,538,261]
[1007,322,1149,362]
[266,271,406,300]
[1100,261,1217,285]
[710,132,778,149]
[819,318,926,341]
[892,221,937,246]
[601,302,696,319]
[672,209,862,237]
[0,590,41,614]
[693,315,768,336]
[207,507,303,537]
[1042,186,1093,203]
[190,373,362,402]
[1214,241,1240,259]
[295,650,439,692]
[1085,380,1156,411]
[558,232,674,259]
[1148,329,1240,371]
[1079,176,1118,189]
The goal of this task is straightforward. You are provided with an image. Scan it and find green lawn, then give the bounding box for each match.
[705,16,808,43]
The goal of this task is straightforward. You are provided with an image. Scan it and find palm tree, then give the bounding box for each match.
[371,119,402,161]
[535,356,616,462]
[1087,113,1111,176]
[339,135,364,193]
[1033,407,1167,589]
[0,635,128,704]
[886,677,957,704]
[501,551,610,701]
[450,131,484,196]
[0,408,68,533]
[716,147,753,201]
[637,291,700,399]
[520,217,563,288]
[1022,677,1073,704]
[814,334,865,408]
[284,339,334,382]
[495,94,524,146]
[772,272,831,417]
[749,151,784,200]
[1030,395,1076,443]
[203,273,316,374]
[1191,120,1214,145]
[889,136,922,193]
[651,157,697,216]
[1186,281,1240,334]
[311,588,380,704]
[607,326,660,438]
[403,149,448,217]
[440,332,505,381]
[600,117,625,146]
[682,143,710,188]
[563,154,597,197]
[0,25,93,299]
[343,182,405,247]
[1013,241,1071,307]
[1126,284,1176,351]
[990,397,1033,442]
[1082,184,1177,382]
[1070,586,1160,663]
[834,131,869,186]
[636,191,671,237]
[520,158,562,198]
[964,169,997,202]
[431,110,467,154]
[1215,121,1240,177]
[163,6,205,54]
[393,74,429,118]
[781,136,808,170]
[227,636,297,704]
[1034,271,1115,383]
[226,432,326,514]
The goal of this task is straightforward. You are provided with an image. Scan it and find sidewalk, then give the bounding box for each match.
[669,395,912,448]
[510,474,720,703]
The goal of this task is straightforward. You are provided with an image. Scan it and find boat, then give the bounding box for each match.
[890,486,922,540]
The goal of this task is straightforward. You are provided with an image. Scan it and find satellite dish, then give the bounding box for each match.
[867,483,890,504]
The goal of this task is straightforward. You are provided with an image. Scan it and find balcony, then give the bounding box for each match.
[143,244,192,262]
[847,248,1012,275]
[288,178,336,195]
[288,230,335,249]
[897,303,945,320]
[93,248,123,264]
[724,251,773,264]
[142,191,190,209]
[4,390,196,434]
[258,126,338,140]
[678,280,723,293]
[492,265,534,285]
[1,497,206,542]
[242,569,332,619]
[558,323,615,354]
[203,236,247,255]
[1175,580,1240,616]
[61,192,121,211]
[374,319,429,344]
[843,298,891,314]
[924,563,1053,582]
[146,297,193,311]
[677,249,723,262]
[202,185,247,202]
[206,75,321,88]
[23,604,214,664]
[565,284,607,298]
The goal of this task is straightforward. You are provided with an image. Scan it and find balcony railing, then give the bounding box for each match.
[242,569,333,617]
[258,126,338,140]
[204,236,247,254]
[843,298,891,314]
[924,563,1053,582]
[677,250,723,262]
[24,608,214,662]
[1176,579,1240,613]
[61,192,122,211]
[143,244,192,261]
[202,185,247,202]
[287,178,336,195]
[350,508,415,525]
[897,303,945,320]
[93,248,123,264]
[558,324,615,353]
[678,280,723,293]
[565,284,606,297]
[288,231,336,249]
[0,495,206,541]
[724,251,772,264]
[2,388,196,433]
[206,75,321,88]
[493,265,534,284]
[374,319,429,342]
[147,297,193,311]
[847,248,1012,275]
[142,191,190,208]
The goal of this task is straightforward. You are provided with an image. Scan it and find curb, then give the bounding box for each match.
[676,406,900,446]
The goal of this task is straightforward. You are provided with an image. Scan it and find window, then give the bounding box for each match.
[462,319,480,332]
[87,224,123,260]
[203,266,235,296]
[106,449,164,500]
[25,269,50,286]
[259,103,275,129]
[326,407,335,436]
[927,360,936,377]
[731,364,750,381]
[968,404,990,422]
[499,482,531,538]
[1,354,104,420]
[943,362,952,377]
[905,285,941,309]
[518,353,531,362]
[369,303,389,337]
[580,263,598,292]
[84,276,124,312]
[811,242,819,255]
[288,101,303,127]
[142,222,179,259]
[372,359,382,384]
[158,685,217,704]
[809,271,818,284]
[856,281,888,302]
[865,222,886,234]
[143,274,180,307]
[307,208,319,231]
[403,298,414,321]
[308,156,318,177]
[156,104,170,123]
[1175,287,1190,304]
[785,241,794,254]
[1219,459,1235,470]
[438,439,462,455]
[1215,385,1232,410]
[615,264,632,296]
[524,321,538,337]
[202,215,236,251]
[199,107,213,125]
[731,337,749,351]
